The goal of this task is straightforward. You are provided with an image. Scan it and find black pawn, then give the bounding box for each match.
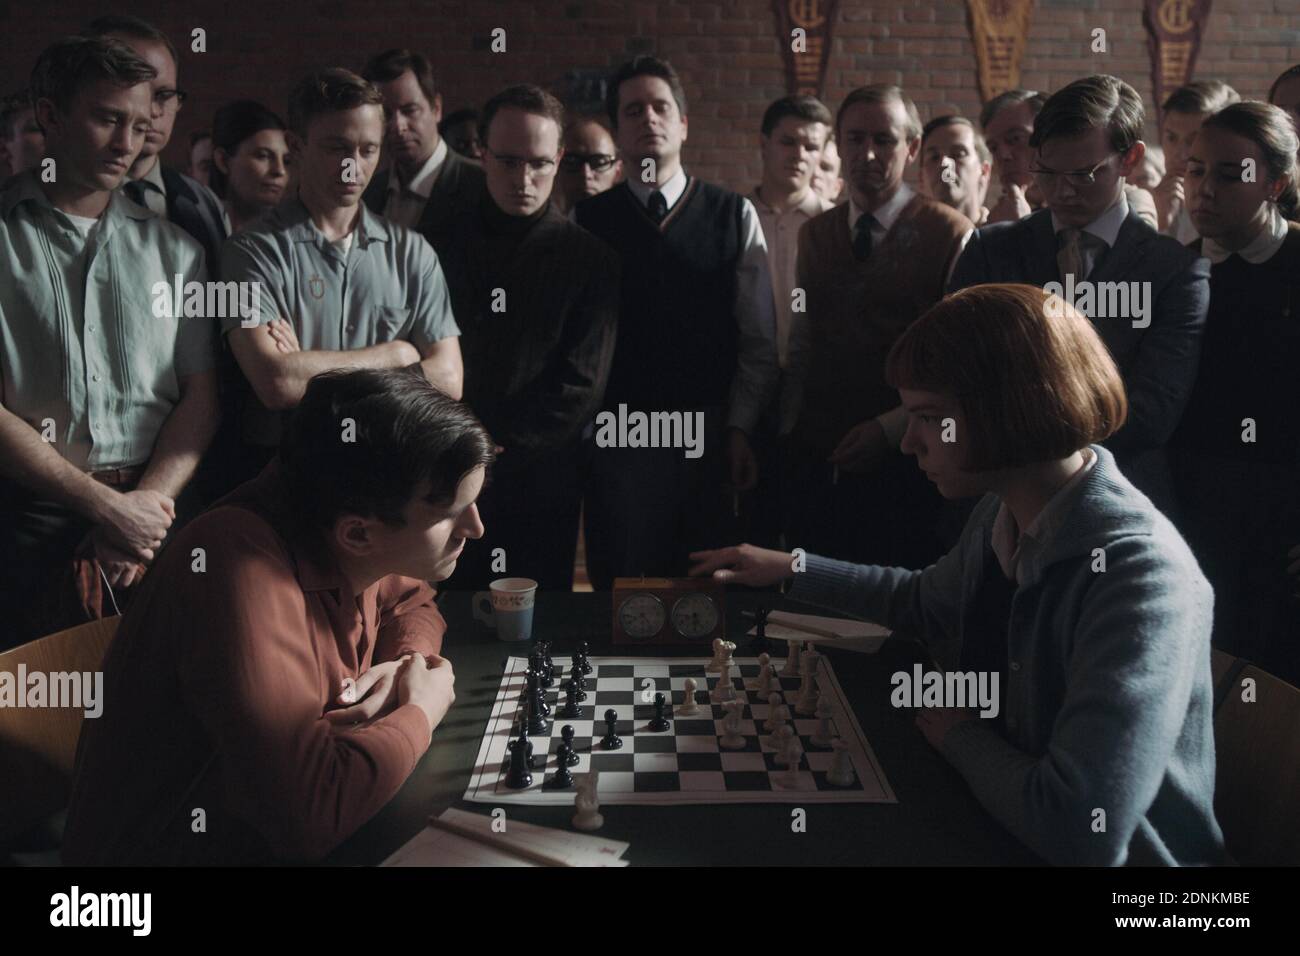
[560,725,580,766]
[505,737,533,789]
[577,641,593,676]
[648,692,671,732]
[548,743,574,788]
[559,679,584,719]
[572,671,588,702]
[600,708,623,750]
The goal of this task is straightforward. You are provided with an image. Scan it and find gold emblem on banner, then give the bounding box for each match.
[1144,0,1213,121]
[965,0,1034,103]
[772,0,839,97]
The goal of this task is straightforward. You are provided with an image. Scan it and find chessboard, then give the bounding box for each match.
[465,655,896,806]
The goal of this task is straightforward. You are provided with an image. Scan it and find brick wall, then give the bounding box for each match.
[3,0,1299,195]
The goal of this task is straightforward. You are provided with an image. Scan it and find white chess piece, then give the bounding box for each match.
[747,652,771,691]
[826,738,856,787]
[755,656,774,695]
[718,640,736,672]
[796,649,822,715]
[811,694,836,748]
[773,724,800,784]
[572,772,604,830]
[678,676,701,717]
[719,698,746,749]
[711,659,735,703]
[780,639,802,676]
[762,692,784,732]
[705,638,723,673]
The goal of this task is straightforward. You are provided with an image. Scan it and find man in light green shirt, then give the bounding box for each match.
[0,37,218,649]
[222,68,462,460]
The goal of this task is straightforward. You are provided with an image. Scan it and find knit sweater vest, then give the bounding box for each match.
[793,194,970,458]
[577,178,743,412]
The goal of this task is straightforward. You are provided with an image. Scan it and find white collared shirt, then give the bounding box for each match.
[847,181,915,243]
[1201,202,1289,264]
[990,447,1097,585]
[383,137,448,228]
[750,185,834,367]
[625,166,688,210]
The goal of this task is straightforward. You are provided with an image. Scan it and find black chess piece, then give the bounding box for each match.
[515,716,537,768]
[751,606,772,654]
[573,670,588,702]
[600,708,623,750]
[505,736,533,789]
[559,678,584,719]
[548,743,575,788]
[539,640,556,684]
[576,641,593,676]
[560,725,580,766]
[648,692,671,732]
[525,687,551,736]
[525,667,551,719]
[533,646,555,688]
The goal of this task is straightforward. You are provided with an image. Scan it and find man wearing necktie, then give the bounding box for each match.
[575,56,779,587]
[949,75,1210,516]
[87,16,228,273]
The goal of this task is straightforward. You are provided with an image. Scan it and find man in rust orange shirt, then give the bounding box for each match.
[63,367,494,864]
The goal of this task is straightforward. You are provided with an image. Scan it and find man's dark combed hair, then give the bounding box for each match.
[1269,64,1300,104]
[84,14,179,67]
[362,48,437,108]
[978,89,1047,131]
[606,55,687,127]
[921,115,992,163]
[30,36,157,118]
[1029,75,1144,154]
[287,68,384,137]
[1162,79,1239,116]
[278,367,496,532]
[479,84,565,145]
[760,95,832,136]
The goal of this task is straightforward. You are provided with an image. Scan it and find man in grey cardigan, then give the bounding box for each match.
[692,283,1224,866]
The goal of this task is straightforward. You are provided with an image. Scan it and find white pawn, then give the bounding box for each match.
[773,724,801,785]
[705,638,723,673]
[762,692,784,732]
[756,656,774,696]
[719,699,746,749]
[711,659,735,703]
[796,649,822,716]
[811,694,836,748]
[826,738,856,787]
[572,772,604,830]
[780,639,802,676]
[678,676,701,717]
[747,652,771,691]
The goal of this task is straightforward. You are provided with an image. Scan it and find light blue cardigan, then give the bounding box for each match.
[788,444,1226,865]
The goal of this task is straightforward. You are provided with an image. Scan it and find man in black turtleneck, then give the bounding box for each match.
[439,84,618,592]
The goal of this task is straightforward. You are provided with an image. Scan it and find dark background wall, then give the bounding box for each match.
[3,0,1299,193]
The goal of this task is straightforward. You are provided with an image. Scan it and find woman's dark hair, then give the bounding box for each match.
[1200,100,1300,220]
[1267,64,1300,104]
[278,367,496,534]
[208,99,286,199]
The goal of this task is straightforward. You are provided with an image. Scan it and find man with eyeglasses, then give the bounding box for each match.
[949,74,1210,514]
[361,49,485,257]
[437,85,617,591]
[86,16,227,272]
[556,115,622,214]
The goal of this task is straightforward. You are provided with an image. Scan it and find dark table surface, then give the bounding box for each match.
[327,590,1040,866]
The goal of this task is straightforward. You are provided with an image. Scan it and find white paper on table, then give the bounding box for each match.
[381,806,631,867]
[747,610,891,653]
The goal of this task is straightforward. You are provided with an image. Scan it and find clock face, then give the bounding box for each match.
[618,594,667,639]
[671,593,719,639]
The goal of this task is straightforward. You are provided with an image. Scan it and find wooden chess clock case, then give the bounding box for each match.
[611,577,725,646]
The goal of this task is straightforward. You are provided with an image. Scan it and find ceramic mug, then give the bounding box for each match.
[472,577,538,642]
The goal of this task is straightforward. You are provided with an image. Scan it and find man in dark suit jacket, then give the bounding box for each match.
[362,48,486,255]
[949,75,1210,514]
[87,16,227,271]
[439,86,618,592]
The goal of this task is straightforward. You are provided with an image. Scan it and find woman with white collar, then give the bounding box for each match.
[1173,100,1300,685]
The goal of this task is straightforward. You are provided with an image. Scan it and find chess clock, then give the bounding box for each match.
[612,577,726,645]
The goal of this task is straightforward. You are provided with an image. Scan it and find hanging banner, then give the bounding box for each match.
[1144,0,1214,120]
[966,0,1035,103]
[772,0,840,98]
